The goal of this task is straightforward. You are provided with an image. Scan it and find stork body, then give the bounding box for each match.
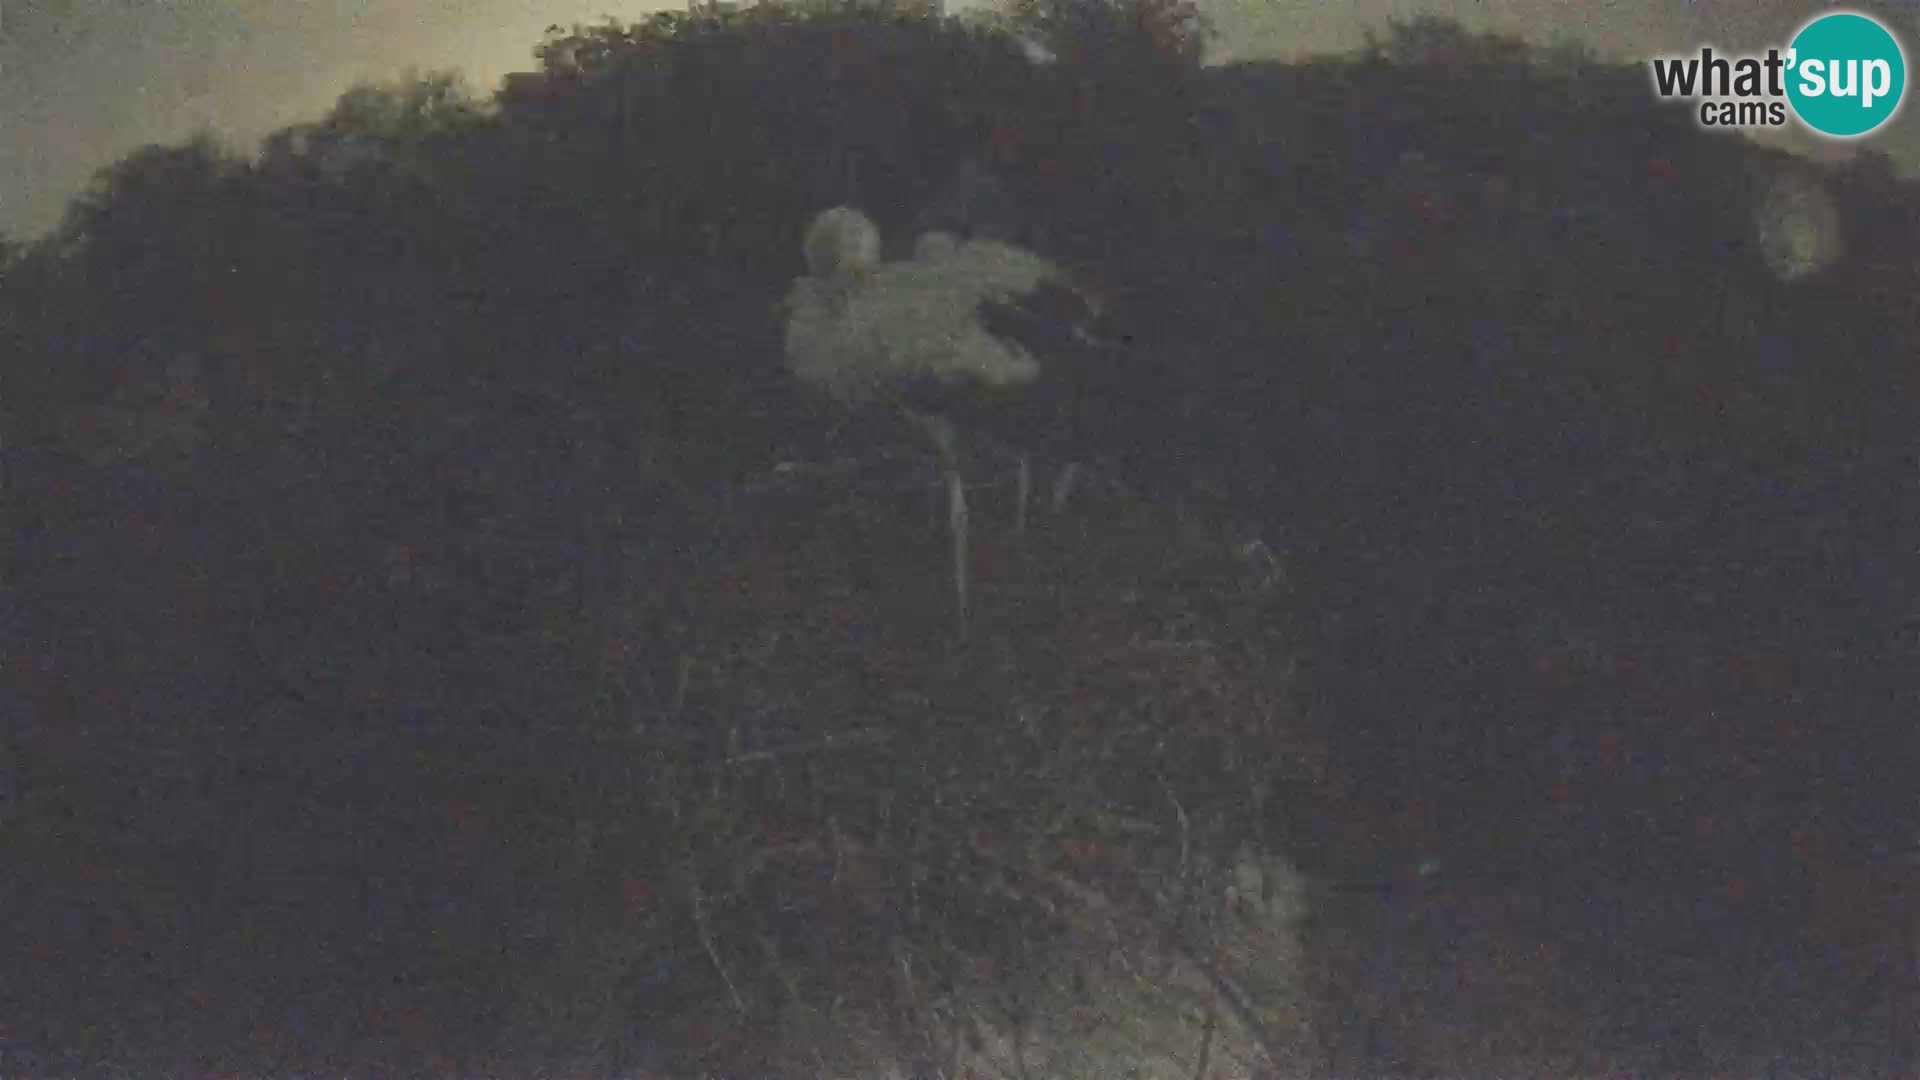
[782,206,1103,636]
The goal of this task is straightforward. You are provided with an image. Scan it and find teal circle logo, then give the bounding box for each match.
[1785,11,1907,138]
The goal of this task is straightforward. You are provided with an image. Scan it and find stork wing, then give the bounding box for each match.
[924,238,1068,299]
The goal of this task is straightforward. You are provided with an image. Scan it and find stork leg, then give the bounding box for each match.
[1015,454,1032,536]
[947,464,970,638]
[1050,462,1082,514]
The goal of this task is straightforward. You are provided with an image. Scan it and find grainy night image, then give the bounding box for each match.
[3,0,1917,1075]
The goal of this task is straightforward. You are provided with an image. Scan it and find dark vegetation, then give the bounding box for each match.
[3,2,1916,1074]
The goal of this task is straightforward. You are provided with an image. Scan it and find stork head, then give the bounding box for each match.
[802,206,881,280]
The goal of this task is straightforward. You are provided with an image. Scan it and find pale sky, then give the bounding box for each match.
[2,0,1915,242]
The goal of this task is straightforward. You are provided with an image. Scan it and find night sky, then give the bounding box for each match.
[3,0,1916,242]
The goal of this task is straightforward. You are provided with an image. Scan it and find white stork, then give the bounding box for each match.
[782,205,1107,636]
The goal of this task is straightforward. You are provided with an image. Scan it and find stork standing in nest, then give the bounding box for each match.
[782,205,1109,636]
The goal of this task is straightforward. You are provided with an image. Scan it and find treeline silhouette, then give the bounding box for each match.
[3,3,1916,1073]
